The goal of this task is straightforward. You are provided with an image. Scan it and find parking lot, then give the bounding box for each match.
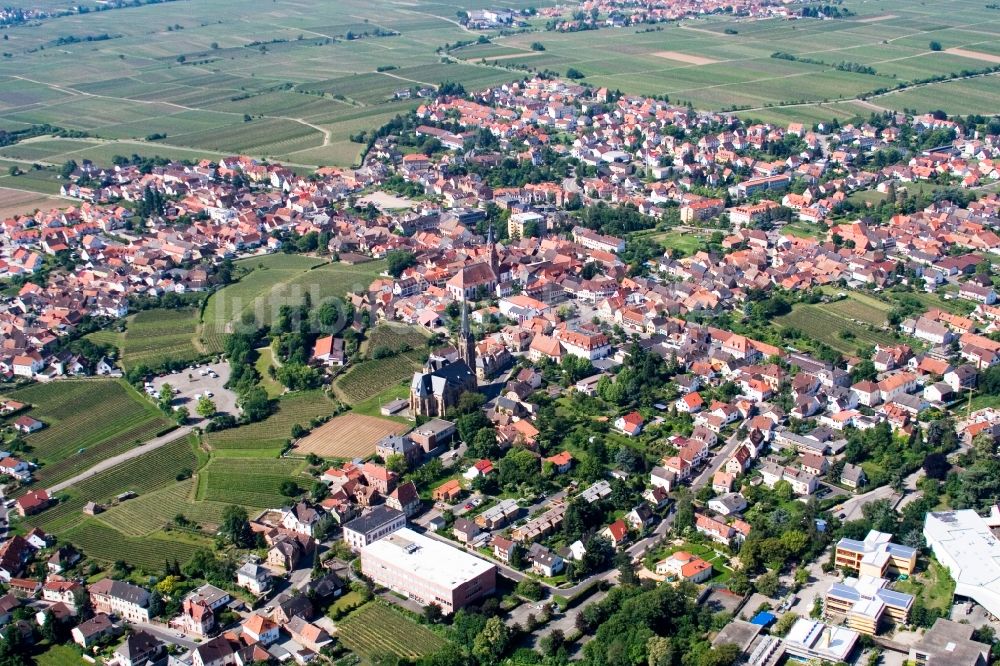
[149,361,239,422]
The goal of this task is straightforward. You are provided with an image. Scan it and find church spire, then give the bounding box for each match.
[460,297,470,337]
[458,297,476,370]
[487,223,499,276]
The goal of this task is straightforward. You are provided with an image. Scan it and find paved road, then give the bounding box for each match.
[130,619,200,650]
[624,427,744,561]
[48,426,193,493]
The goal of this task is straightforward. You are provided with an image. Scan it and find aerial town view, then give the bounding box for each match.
[2,0,1000,665]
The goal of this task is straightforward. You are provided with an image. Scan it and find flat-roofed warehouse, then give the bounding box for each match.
[360,527,496,614]
[924,508,1000,621]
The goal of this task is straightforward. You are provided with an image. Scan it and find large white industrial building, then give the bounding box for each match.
[923,508,1000,620]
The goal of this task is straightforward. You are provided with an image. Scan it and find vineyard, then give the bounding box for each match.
[204,390,336,451]
[26,434,199,533]
[337,603,447,661]
[777,303,898,354]
[61,520,210,572]
[4,379,172,486]
[99,479,238,536]
[119,308,202,370]
[822,296,890,327]
[197,457,308,507]
[293,413,408,458]
[334,350,425,404]
[365,323,430,358]
[199,256,384,354]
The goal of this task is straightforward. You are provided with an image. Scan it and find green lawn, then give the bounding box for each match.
[895,558,955,612]
[255,346,285,398]
[34,644,88,666]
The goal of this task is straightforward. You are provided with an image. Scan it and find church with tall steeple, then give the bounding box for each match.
[409,298,479,418]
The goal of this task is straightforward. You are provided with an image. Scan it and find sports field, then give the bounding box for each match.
[293,412,409,458]
[3,378,173,486]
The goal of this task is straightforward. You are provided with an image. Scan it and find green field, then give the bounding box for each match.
[3,378,173,486]
[337,602,448,661]
[200,256,385,353]
[203,389,337,450]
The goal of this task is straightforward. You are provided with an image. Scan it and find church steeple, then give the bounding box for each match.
[458,298,476,370]
[487,223,499,277]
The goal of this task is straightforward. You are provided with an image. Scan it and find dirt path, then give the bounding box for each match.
[47,427,193,493]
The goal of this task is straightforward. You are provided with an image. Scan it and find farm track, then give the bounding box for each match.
[48,426,193,493]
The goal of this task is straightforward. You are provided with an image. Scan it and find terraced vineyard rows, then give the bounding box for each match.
[197,457,307,507]
[120,308,202,370]
[204,390,336,450]
[335,350,425,403]
[777,304,897,354]
[99,479,241,536]
[62,521,208,572]
[27,434,199,533]
[4,379,172,486]
[366,323,429,357]
[337,603,447,661]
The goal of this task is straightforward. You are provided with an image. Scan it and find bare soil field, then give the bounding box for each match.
[651,51,718,66]
[293,412,408,458]
[0,187,67,218]
[855,14,897,23]
[945,48,1000,64]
